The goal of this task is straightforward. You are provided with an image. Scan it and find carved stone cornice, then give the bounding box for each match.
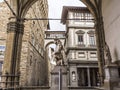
[7,22,24,34]
[76,30,85,34]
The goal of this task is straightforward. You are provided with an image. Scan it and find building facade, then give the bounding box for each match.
[0,0,49,86]
[20,0,48,86]
[61,6,99,87]
[0,1,9,82]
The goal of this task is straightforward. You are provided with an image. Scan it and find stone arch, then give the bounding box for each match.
[2,0,106,88]
[16,0,103,77]
[19,0,97,19]
[20,0,38,18]
[45,41,55,49]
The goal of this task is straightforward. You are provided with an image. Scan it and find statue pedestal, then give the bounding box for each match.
[50,65,68,90]
[104,64,120,90]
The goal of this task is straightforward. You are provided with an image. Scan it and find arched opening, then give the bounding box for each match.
[1,0,106,89]
[45,41,55,49]
[2,0,120,90]
[45,41,56,67]
[21,0,97,19]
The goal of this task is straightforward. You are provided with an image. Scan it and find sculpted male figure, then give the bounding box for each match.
[53,38,64,65]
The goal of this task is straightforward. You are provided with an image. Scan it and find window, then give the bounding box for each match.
[89,35,95,46]
[87,30,96,46]
[76,30,85,46]
[118,68,120,78]
[78,35,84,45]
[73,12,94,22]
[31,35,35,46]
[90,52,97,58]
[78,52,85,58]
[73,13,81,22]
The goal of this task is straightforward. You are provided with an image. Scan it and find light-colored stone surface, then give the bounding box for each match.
[61,7,98,87]
[0,1,9,53]
[0,1,10,80]
[19,0,49,86]
[0,0,49,86]
[102,0,120,62]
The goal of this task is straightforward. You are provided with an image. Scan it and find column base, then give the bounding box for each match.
[104,64,120,90]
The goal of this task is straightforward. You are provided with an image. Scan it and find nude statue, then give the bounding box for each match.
[53,38,65,65]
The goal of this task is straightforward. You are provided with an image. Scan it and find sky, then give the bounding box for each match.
[48,0,85,31]
[0,0,3,2]
[0,0,85,31]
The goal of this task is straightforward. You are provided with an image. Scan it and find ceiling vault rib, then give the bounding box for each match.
[4,0,17,17]
[94,0,98,9]
[17,0,20,17]
[83,0,98,17]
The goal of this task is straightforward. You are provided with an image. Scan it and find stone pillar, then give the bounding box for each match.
[50,65,68,90]
[87,68,91,87]
[95,17,105,86]
[1,18,24,88]
[104,64,120,90]
[92,69,96,86]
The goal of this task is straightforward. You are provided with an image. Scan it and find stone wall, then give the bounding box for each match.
[0,0,49,86]
[19,0,49,86]
[0,1,9,81]
[0,1,9,53]
[102,0,120,63]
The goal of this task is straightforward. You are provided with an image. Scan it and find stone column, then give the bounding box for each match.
[95,17,105,86]
[92,69,96,86]
[2,18,24,88]
[87,68,91,87]
[104,64,119,90]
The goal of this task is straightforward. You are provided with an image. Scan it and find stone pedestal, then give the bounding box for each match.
[104,64,120,90]
[50,65,68,90]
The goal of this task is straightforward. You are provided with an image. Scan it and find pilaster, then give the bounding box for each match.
[87,67,91,87]
[1,18,24,89]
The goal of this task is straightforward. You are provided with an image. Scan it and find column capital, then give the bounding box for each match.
[7,21,24,34]
[94,16,104,26]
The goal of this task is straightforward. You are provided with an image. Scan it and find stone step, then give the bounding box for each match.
[20,86,50,90]
[114,87,120,90]
[68,86,102,90]
[19,86,103,90]
[69,89,98,90]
